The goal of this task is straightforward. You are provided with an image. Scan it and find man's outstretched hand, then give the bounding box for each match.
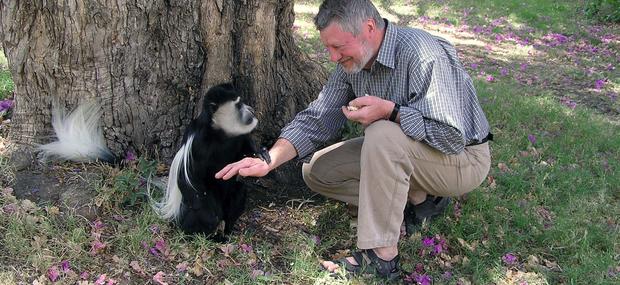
[215,157,271,180]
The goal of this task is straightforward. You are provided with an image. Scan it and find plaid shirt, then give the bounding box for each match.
[280,20,490,160]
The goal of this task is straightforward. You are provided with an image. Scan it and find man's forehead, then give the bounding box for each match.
[320,22,355,44]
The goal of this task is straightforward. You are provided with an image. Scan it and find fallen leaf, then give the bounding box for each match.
[46,206,60,216]
[487,176,496,189]
[130,260,146,276]
[153,271,168,285]
[219,244,235,257]
[497,163,511,173]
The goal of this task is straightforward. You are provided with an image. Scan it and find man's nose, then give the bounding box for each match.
[327,47,341,62]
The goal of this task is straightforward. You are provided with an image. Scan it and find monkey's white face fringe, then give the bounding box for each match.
[37,101,113,162]
[149,134,195,221]
[212,98,258,136]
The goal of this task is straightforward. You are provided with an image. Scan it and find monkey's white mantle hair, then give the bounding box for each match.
[37,101,113,162]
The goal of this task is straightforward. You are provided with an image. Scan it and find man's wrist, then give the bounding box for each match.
[389,102,400,122]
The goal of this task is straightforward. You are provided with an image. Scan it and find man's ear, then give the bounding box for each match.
[365,18,376,34]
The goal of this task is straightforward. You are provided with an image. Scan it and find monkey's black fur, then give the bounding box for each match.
[154,83,261,241]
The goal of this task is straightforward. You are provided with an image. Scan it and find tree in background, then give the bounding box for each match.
[0,0,326,183]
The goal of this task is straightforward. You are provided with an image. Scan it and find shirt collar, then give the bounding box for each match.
[374,19,397,69]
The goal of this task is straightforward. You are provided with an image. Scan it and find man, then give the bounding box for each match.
[216,0,491,280]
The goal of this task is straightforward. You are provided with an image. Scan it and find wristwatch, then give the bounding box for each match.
[389,103,400,122]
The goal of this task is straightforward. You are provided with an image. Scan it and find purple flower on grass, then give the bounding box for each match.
[240,243,253,253]
[80,271,90,280]
[422,237,435,247]
[92,220,105,231]
[442,271,453,280]
[90,240,106,255]
[404,272,431,285]
[0,99,14,112]
[520,63,528,71]
[61,260,71,272]
[47,266,60,282]
[595,79,606,91]
[416,274,432,285]
[95,274,107,285]
[433,244,444,255]
[528,134,536,145]
[154,239,167,253]
[125,150,137,161]
[500,68,509,76]
[502,253,518,265]
[486,75,495,82]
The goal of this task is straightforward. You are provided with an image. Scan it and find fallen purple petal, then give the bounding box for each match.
[95,274,107,285]
[422,237,435,247]
[47,266,60,282]
[125,150,137,161]
[153,271,168,285]
[240,243,253,253]
[0,99,14,112]
[416,274,432,285]
[61,260,70,272]
[594,79,606,91]
[80,271,90,280]
[502,253,518,265]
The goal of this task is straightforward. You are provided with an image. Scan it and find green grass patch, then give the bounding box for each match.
[0,1,618,284]
[0,50,13,100]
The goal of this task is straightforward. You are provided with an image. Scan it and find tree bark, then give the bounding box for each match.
[0,0,327,183]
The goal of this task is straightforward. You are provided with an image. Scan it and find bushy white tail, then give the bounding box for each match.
[37,101,113,162]
[149,135,195,221]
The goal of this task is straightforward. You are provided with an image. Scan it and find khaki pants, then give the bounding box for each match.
[302,121,491,249]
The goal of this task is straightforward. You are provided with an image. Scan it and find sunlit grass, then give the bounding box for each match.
[0,0,618,284]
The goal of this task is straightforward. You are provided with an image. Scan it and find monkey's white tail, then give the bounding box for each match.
[149,135,195,221]
[37,101,114,162]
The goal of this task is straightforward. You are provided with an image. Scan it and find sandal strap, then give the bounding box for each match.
[333,257,361,273]
[328,250,401,280]
[363,249,400,276]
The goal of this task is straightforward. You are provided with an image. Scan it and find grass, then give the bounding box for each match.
[1,0,619,284]
[0,51,13,100]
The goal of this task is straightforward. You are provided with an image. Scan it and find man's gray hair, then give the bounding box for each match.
[314,0,385,35]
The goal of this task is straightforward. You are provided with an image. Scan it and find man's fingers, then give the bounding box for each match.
[238,161,268,177]
[216,158,265,180]
[215,164,232,179]
[216,159,247,180]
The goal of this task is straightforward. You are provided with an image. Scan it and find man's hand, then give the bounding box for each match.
[215,157,271,180]
[342,95,394,126]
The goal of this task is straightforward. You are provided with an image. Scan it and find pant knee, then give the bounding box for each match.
[363,121,408,155]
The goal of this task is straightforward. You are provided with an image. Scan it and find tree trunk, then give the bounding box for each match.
[0,0,327,184]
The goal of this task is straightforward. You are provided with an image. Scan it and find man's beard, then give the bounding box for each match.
[341,41,374,74]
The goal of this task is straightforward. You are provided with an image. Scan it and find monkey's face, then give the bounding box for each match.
[211,97,258,137]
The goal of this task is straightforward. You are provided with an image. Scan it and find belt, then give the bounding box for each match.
[467,133,493,147]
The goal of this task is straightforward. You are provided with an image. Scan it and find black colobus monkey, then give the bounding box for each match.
[151,83,267,240]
